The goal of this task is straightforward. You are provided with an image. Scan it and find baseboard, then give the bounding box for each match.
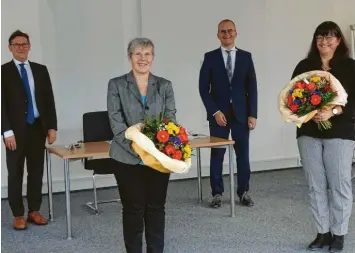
[250,156,301,172]
[1,174,118,199]
[1,156,300,199]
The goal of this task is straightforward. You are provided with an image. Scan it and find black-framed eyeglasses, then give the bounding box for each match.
[316,35,336,42]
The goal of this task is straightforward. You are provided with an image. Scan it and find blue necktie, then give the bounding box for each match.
[19,63,35,124]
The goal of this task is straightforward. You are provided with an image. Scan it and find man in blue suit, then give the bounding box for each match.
[199,19,257,208]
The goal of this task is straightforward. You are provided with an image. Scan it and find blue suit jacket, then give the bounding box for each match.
[199,48,258,123]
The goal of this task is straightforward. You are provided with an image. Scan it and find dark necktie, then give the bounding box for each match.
[19,63,35,124]
[225,50,233,82]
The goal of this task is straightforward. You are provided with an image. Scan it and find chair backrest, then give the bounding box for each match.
[83,111,113,142]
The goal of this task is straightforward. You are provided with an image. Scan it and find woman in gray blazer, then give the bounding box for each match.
[107,38,176,253]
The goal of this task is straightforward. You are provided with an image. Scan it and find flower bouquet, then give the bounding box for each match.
[125,116,192,173]
[278,70,347,130]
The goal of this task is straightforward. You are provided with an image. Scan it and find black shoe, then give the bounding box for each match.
[210,194,222,208]
[329,235,344,252]
[307,232,332,251]
[238,192,254,207]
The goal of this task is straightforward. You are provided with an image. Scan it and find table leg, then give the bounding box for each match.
[64,159,72,240]
[196,148,202,203]
[46,150,54,221]
[228,144,235,218]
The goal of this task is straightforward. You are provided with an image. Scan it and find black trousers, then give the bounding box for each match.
[6,119,46,217]
[113,161,170,253]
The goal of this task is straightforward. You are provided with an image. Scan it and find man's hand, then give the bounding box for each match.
[4,136,16,151]
[248,117,257,130]
[47,129,57,145]
[214,111,227,127]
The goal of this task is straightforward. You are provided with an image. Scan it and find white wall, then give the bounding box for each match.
[141,0,355,172]
[1,0,355,198]
[1,0,141,198]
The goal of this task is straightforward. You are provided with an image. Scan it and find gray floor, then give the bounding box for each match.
[1,168,355,253]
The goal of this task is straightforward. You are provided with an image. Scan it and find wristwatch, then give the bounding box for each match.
[332,108,339,115]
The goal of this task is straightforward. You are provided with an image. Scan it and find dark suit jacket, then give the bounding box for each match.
[199,47,258,123]
[1,60,57,141]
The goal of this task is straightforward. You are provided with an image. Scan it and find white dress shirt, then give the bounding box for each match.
[220,45,237,75]
[213,46,238,116]
[3,59,40,138]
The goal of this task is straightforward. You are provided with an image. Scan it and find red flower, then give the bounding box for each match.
[172,150,182,160]
[163,118,169,124]
[310,94,321,105]
[156,130,169,143]
[295,82,305,89]
[179,133,189,144]
[324,85,332,92]
[179,127,187,134]
[290,104,299,113]
[306,82,316,91]
[287,95,293,105]
[164,144,176,155]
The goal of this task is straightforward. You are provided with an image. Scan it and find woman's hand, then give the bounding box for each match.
[313,106,341,123]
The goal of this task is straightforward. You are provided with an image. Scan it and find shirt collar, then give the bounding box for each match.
[13,59,29,66]
[221,45,237,52]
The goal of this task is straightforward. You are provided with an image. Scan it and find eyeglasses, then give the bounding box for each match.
[11,43,30,49]
[316,36,336,42]
[219,29,235,35]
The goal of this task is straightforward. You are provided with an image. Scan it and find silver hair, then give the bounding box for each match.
[127,37,155,56]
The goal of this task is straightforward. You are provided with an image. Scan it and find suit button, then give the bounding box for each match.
[25,100,28,103]
[25,112,27,114]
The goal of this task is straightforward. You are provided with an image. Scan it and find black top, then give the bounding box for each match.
[291,57,355,141]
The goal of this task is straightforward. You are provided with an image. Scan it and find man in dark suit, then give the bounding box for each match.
[2,30,57,230]
[199,19,258,208]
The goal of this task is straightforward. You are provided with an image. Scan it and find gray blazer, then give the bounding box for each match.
[107,71,177,165]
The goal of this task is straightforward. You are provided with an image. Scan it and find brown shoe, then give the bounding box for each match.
[13,216,27,230]
[27,211,48,225]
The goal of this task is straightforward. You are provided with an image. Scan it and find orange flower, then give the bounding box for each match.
[156,130,169,143]
[172,150,182,160]
[306,82,316,91]
[179,127,187,134]
[295,82,305,89]
[164,144,176,155]
[310,94,321,105]
[178,133,189,144]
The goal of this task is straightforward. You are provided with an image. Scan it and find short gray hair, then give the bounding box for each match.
[127,38,155,56]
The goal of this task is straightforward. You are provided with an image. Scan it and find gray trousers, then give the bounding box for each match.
[297,136,354,236]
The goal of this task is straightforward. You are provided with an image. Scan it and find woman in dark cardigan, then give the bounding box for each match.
[292,21,355,252]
